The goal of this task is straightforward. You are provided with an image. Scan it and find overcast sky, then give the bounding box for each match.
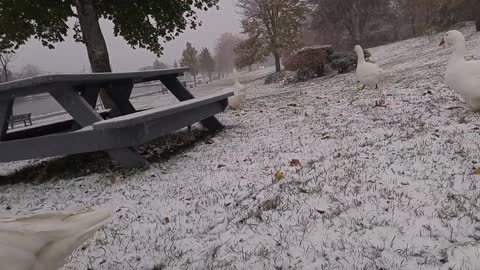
[13,0,241,73]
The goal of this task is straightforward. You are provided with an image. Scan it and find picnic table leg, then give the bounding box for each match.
[106,80,136,117]
[79,85,100,109]
[0,98,14,140]
[49,88,147,168]
[160,77,225,130]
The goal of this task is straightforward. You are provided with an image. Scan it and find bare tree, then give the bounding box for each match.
[0,52,17,82]
[20,64,43,79]
[310,0,390,47]
[215,33,241,76]
[237,0,307,72]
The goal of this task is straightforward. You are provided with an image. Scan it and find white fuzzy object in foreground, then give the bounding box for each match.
[354,45,385,89]
[228,68,247,110]
[441,30,480,110]
[0,206,112,270]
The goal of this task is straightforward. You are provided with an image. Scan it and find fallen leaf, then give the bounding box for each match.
[163,217,170,224]
[287,103,298,107]
[447,106,463,110]
[472,169,480,175]
[275,170,285,181]
[373,100,387,108]
[321,134,332,140]
[290,159,301,167]
[217,164,226,168]
[424,90,433,95]
[110,176,117,184]
[316,209,326,214]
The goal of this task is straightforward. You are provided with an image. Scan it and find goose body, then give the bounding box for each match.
[441,30,480,110]
[354,45,385,89]
[228,68,247,110]
[0,206,112,270]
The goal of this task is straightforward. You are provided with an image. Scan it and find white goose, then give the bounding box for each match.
[228,68,246,110]
[0,206,112,270]
[354,45,385,90]
[440,30,480,110]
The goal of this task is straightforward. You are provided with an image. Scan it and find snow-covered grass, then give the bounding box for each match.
[2,22,480,269]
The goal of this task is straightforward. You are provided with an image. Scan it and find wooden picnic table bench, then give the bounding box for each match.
[0,68,233,167]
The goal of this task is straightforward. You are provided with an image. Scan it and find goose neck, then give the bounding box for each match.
[450,41,466,63]
[357,53,365,64]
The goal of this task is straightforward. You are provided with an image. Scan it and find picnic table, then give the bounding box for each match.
[0,68,233,167]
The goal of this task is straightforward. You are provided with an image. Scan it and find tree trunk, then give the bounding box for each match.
[248,65,252,72]
[476,19,480,31]
[411,16,417,36]
[352,17,361,45]
[75,0,114,109]
[208,72,212,82]
[2,68,8,82]
[193,75,197,87]
[273,52,281,73]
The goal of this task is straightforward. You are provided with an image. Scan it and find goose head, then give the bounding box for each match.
[353,45,363,54]
[439,30,465,47]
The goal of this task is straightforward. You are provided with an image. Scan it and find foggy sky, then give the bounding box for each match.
[13,0,241,73]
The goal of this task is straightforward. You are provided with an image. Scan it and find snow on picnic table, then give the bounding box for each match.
[1,23,480,269]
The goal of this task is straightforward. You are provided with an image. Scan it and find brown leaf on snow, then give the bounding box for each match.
[110,176,117,184]
[472,169,480,175]
[162,217,170,224]
[290,159,301,167]
[316,209,326,214]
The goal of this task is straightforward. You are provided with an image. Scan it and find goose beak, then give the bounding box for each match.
[439,37,445,46]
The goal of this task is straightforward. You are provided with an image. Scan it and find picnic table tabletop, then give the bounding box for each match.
[0,68,190,97]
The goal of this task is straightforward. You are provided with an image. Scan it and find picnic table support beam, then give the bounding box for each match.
[106,80,136,117]
[49,87,147,168]
[79,85,100,109]
[160,77,224,130]
[0,98,14,140]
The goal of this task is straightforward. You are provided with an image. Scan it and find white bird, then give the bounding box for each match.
[233,68,244,89]
[354,45,385,90]
[228,68,247,110]
[440,30,480,110]
[0,206,113,270]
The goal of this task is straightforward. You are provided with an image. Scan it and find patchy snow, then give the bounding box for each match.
[2,23,480,269]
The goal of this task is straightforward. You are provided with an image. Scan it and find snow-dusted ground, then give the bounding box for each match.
[2,23,480,269]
